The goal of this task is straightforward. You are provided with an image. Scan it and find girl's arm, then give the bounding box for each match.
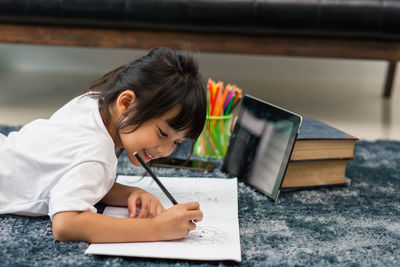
[100,182,136,206]
[52,201,202,243]
[101,182,165,218]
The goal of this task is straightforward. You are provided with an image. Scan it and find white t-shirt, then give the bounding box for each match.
[0,94,118,219]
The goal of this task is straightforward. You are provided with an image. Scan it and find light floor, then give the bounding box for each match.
[0,43,399,141]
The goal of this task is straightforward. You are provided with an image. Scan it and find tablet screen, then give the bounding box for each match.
[222,95,302,201]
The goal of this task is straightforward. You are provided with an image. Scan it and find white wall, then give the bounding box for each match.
[0,43,399,139]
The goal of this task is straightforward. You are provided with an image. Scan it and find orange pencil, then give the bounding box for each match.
[212,82,222,114]
[213,83,230,117]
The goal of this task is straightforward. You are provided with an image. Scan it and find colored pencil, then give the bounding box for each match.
[199,78,243,157]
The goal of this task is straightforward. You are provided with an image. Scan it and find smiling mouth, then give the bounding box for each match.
[143,149,154,161]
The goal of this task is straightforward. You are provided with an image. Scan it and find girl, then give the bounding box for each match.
[0,47,207,243]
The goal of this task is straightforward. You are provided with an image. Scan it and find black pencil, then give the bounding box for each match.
[133,152,178,205]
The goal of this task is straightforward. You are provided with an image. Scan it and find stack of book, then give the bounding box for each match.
[281,117,358,189]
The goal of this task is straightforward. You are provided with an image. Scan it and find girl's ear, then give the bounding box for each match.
[116,90,136,115]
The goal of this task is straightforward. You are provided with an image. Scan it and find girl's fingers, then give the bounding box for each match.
[146,199,162,218]
[138,204,149,218]
[147,201,157,218]
[188,220,197,231]
[150,202,164,217]
[157,205,165,216]
[181,209,203,224]
[130,196,165,218]
[182,201,200,211]
[128,197,138,218]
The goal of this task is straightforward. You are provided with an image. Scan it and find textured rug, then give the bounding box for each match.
[1,126,400,266]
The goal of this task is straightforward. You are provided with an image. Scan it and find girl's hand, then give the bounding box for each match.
[152,202,203,240]
[127,188,165,218]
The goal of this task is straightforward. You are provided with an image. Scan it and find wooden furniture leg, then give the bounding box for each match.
[383,61,397,98]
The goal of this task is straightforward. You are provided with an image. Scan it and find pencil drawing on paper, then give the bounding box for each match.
[172,190,234,204]
[185,226,229,245]
[172,191,217,203]
[86,176,241,262]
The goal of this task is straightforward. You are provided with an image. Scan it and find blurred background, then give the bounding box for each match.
[0,43,399,140]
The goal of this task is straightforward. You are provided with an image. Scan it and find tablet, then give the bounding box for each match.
[222,95,302,201]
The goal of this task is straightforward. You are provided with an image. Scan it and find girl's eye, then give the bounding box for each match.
[159,129,168,137]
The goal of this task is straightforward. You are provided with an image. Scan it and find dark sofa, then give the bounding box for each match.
[1,0,399,97]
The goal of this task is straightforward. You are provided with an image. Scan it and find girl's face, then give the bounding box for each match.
[105,90,188,166]
[119,105,187,166]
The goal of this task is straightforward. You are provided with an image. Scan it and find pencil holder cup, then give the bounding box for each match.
[194,114,232,158]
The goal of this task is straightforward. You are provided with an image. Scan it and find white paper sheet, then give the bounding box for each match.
[85,176,241,262]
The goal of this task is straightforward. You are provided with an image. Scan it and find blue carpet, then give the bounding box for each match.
[1,126,400,266]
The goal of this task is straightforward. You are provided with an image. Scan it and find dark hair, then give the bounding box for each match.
[87,47,207,150]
